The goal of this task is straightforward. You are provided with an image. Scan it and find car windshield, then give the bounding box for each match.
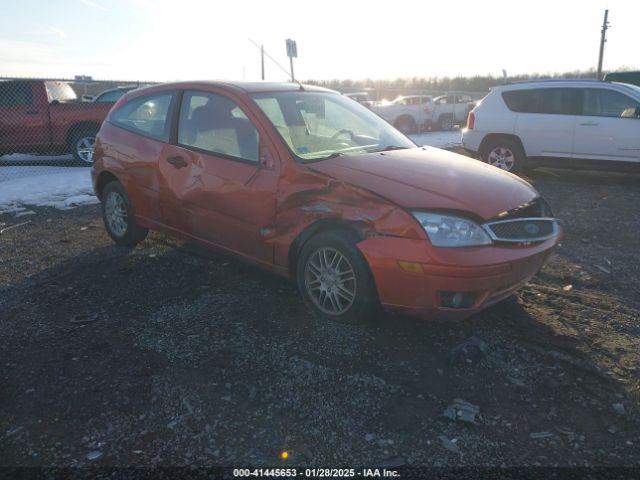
[251,90,415,162]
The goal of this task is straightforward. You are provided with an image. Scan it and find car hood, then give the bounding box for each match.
[309,147,539,220]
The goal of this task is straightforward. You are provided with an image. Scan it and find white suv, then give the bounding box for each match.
[462,80,640,173]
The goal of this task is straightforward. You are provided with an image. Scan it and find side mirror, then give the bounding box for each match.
[259,141,275,169]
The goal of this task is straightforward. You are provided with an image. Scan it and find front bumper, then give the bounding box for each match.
[357,232,560,320]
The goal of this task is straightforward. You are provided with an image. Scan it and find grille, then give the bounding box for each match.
[495,197,553,220]
[483,218,557,243]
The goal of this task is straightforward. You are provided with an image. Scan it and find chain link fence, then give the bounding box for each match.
[0,77,155,183]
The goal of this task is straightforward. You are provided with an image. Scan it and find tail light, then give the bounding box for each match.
[466,112,475,130]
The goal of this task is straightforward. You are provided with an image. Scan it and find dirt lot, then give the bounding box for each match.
[1,167,639,470]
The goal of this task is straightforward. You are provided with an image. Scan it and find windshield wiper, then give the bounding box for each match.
[322,152,346,160]
[375,145,410,152]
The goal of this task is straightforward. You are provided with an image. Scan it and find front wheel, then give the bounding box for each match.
[101,181,148,246]
[296,231,380,324]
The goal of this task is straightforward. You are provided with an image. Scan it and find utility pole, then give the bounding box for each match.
[261,45,265,80]
[597,9,610,80]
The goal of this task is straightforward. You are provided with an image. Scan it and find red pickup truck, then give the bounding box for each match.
[0,80,113,164]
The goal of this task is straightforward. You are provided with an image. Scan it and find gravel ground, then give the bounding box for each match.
[1,167,639,470]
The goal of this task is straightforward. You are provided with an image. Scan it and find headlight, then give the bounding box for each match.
[412,212,492,247]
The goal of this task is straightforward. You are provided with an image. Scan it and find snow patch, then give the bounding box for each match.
[0,168,98,215]
[409,131,462,149]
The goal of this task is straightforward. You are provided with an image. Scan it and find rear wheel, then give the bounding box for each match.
[70,126,98,166]
[438,114,454,131]
[394,116,417,134]
[296,231,379,324]
[481,137,525,173]
[101,181,148,246]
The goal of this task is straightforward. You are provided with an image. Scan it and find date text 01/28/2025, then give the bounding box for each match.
[232,468,400,477]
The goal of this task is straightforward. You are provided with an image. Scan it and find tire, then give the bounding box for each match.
[438,114,454,131]
[101,181,148,246]
[394,116,417,134]
[481,137,525,173]
[296,230,380,324]
[70,126,99,166]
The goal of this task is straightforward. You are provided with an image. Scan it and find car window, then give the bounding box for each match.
[502,88,581,115]
[537,88,582,115]
[44,82,77,103]
[0,82,33,106]
[598,90,639,117]
[96,89,129,103]
[110,93,174,141]
[178,91,259,162]
[583,89,640,117]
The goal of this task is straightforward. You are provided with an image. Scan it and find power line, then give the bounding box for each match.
[248,38,292,80]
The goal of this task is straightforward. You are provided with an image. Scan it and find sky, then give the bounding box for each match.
[0,0,637,82]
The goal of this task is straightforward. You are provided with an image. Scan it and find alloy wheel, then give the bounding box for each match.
[76,136,95,164]
[488,146,515,171]
[304,247,357,315]
[105,191,128,238]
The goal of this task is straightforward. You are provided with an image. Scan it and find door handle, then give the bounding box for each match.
[579,121,598,126]
[25,110,39,115]
[166,156,188,168]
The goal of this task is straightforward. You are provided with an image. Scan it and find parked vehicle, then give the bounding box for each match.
[372,95,433,133]
[0,80,112,164]
[344,91,376,107]
[432,93,475,130]
[462,80,640,173]
[604,71,640,88]
[92,81,561,323]
[92,86,139,103]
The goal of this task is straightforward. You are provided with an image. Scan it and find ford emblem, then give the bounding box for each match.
[524,223,540,235]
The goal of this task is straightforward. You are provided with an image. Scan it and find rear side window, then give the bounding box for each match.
[110,93,174,141]
[0,82,33,106]
[502,88,581,115]
[45,82,77,103]
[177,91,259,162]
[583,89,640,117]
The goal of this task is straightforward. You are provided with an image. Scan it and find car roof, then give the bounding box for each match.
[144,81,335,94]
[492,79,640,96]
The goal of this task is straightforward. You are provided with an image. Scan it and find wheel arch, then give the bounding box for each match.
[66,121,101,149]
[95,170,121,200]
[393,114,416,127]
[479,133,527,158]
[287,218,366,277]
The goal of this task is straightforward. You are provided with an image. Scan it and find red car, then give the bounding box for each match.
[0,80,112,164]
[92,82,561,323]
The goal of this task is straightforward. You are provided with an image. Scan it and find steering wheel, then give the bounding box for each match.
[329,129,356,145]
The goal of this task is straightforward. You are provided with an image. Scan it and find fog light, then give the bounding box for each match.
[440,291,476,309]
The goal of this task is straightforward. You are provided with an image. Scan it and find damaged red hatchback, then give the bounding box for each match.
[92,82,561,322]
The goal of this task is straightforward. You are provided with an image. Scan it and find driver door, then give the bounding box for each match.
[158,89,279,265]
